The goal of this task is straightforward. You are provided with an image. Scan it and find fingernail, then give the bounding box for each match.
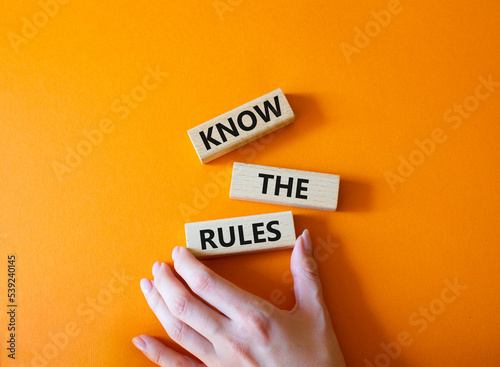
[132,336,147,351]
[140,278,153,296]
[152,261,160,276]
[172,246,180,261]
[302,229,313,254]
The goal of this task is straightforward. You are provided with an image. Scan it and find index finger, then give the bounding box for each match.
[172,247,275,322]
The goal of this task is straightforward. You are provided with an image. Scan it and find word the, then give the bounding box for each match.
[259,174,309,198]
[230,163,340,211]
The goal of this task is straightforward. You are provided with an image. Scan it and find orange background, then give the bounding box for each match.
[1,0,499,366]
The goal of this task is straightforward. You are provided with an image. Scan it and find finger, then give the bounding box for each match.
[290,230,325,313]
[172,246,275,322]
[140,278,214,360]
[132,334,206,367]
[153,263,228,341]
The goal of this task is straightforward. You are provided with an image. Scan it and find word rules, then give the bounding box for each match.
[185,211,295,258]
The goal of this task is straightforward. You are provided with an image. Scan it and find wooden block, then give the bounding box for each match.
[187,88,295,163]
[230,163,340,211]
[185,211,295,258]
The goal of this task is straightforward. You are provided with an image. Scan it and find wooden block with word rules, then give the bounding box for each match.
[187,88,295,164]
[230,163,340,211]
[185,211,295,258]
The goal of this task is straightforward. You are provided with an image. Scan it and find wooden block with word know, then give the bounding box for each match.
[185,211,295,258]
[230,163,340,211]
[187,88,295,164]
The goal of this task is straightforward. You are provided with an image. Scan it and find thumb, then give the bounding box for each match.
[290,229,325,313]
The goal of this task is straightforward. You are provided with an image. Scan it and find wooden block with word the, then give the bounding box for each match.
[187,88,295,164]
[185,211,295,258]
[230,163,340,211]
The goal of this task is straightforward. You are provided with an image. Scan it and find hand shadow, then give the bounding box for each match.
[193,213,416,367]
[293,214,416,366]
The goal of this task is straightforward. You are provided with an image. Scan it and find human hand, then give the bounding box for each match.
[133,229,346,367]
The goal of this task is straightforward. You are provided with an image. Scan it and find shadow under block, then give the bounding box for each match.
[185,211,296,258]
[187,88,295,163]
[230,163,340,211]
